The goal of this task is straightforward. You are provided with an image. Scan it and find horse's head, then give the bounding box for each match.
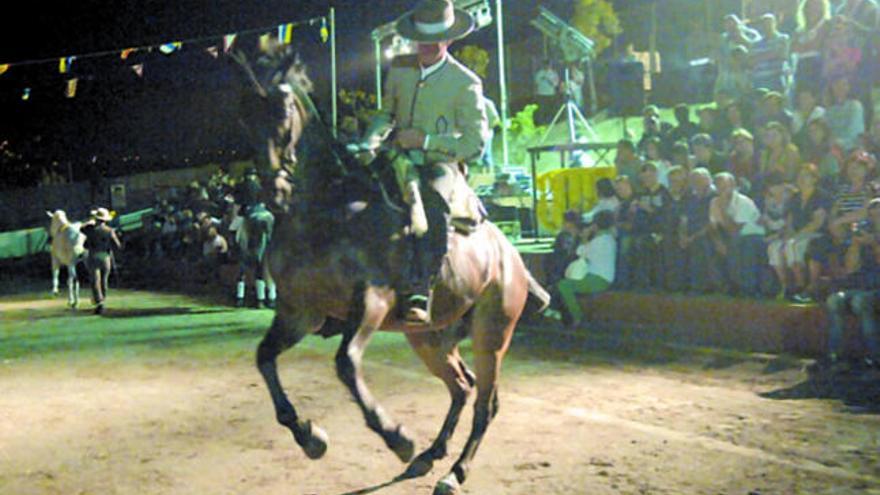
[231,45,313,174]
[46,210,68,237]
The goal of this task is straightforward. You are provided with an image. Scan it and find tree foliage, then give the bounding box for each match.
[454,45,490,79]
[570,0,622,55]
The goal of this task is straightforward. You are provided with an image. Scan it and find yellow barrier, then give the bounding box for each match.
[535,167,616,232]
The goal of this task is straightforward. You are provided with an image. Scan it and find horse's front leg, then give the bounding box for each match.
[335,287,415,463]
[67,263,79,308]
[257,306,328,459]
[51,258,60,295]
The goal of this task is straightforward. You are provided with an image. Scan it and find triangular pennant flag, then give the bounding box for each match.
[22,87,31,101]
[66,78,78,98]
[205,46,219,58]
[320,18,329,43]
[59,56,76,74]
[131,64,143,77]
[259,33,271,52]
[278,23,293,44]
[120,48,135,60]
[0,64,9,76]
[223,34,237,53]
[159,42,182,55]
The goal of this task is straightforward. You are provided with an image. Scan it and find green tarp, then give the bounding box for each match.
[0,208,153,260]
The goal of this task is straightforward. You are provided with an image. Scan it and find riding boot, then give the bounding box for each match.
[255,279,266,309]
[236,280,246,307]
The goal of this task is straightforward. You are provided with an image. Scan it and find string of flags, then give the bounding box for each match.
[0,15,330,102]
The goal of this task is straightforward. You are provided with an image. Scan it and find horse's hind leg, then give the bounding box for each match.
[334,287,415,463]
[256,308,328,459]
[67,264,79,308]
[402,325,475,479]
[434,306,518,495]
[51,258,60,295]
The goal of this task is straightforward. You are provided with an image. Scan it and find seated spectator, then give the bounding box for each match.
[544,210,582,290]
[721,102,750,149]
[643,137,672,186]
[796,150,874,302]
[791,85,826,141]
[758,121,801,184]
[638,105,673,155]
[750,14,791,93]
[614,139,644,184]
[691,133,728,175]
[202,226,229,262]
[697,106,725,145]
[860,114,880,159]
[612,176,636,289]
[824,74,865,152]
[661,166,691,291]
[582,178,620,224]
[801,117,843,189]
[710,172,767,297]
[670,140,693,171]
[557,210,617,329]
[666,104,700,148]
[761,173,795,297]
[822,198,880,372]
[629,161,671,290]
[681,168,720,292]
[783,164,830,299]
[727,128,759,186]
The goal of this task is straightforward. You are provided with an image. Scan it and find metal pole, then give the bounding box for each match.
[375,38,383,109]
[495,0,509,167]
[330,8,338,137]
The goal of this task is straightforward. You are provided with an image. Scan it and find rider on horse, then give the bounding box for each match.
[354,0,491,322]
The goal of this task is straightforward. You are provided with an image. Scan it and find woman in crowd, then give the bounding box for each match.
[727,128,759,185]
[759,121,802,183]
[824,74,865,152]
[784,164,830,300]
[801,117,843,188]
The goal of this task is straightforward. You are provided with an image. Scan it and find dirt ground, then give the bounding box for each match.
[1,289,879,495]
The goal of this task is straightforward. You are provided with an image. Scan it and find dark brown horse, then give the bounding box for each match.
[235,51,549,495]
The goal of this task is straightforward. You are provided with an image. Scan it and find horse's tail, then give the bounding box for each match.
[523,270,551,316]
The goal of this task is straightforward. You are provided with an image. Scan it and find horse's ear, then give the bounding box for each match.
[46,211,54,218]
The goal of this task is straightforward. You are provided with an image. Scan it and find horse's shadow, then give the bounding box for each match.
[760,367,880,413]
[336,472,417,495]
[101,307,234,319]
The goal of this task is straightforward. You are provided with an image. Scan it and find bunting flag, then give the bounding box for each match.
[320,18,329,43]
[278,23,293,44]
[223,34,237,53]
[205,46,219,58]
[22,88,31,101]
[120,48,136,60]
[159,41,182,55]
[259,33,271,52]
[131,64,143,77]
[65,78,78,98]
[59,56,76,74]
[0,64,9,76]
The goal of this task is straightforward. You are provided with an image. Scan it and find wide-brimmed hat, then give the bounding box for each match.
[396,0,475,43]
[90,207,113,222]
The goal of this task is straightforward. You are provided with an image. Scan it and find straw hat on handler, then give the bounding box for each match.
[395,0,475,43]
[90,207,113,222]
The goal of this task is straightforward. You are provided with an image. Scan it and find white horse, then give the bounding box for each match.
[47,210,87,307]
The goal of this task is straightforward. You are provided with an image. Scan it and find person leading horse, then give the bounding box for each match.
[353,0,491,322]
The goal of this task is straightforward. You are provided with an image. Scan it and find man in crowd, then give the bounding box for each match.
[681,168,720,293]
[534,59,560,126]
[710,172,767,297]
[750,13,791,93]
[615,139,644,184]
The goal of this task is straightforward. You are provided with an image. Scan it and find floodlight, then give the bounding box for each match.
[455,0,493,29]
[530,6,594,63]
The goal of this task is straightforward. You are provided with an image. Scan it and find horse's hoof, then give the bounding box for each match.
[388,425,415,463]
[301,424,328,460]
[433,474,461,495]
[403,452,434,479]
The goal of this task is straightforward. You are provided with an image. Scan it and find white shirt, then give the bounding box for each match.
[419,55,448,81]
[711,192,766,236]
[535,68,560,96]
[576,231,617,283]
[581,197,621,224]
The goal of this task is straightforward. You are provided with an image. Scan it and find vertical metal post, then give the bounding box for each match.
[495,0,509,167]
[375,38,383,109]
[330,8,338,137]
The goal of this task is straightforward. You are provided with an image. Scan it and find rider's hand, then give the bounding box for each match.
[395,128,427,150]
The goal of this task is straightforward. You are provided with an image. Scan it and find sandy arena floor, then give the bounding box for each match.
[0,289,878,494]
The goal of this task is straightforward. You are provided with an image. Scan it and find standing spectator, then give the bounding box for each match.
[629,162,670,290]
[801,117,844,188]
[558,210,617,329]
[479,96,501,173]
[784,164,831,298]
[750,14,791,93]
[612,176,637,289]
[861,115,880,158]
[823,198,880,371]
[791,0,832,92]
[661,166,691,291]
[81,208,122,315]
[534,59,560,126]
[714,44,753,103]
[691,133,728,175]
[202,226,229,262]
[727,128,760,185]
[824,74,866,152]
[759,121,802,183]
[717,14,762,96]
[643,136,672,186]
[564,63,585,111]
[681,168,721,292]
[638,105,672,155]
[710,172,767,297]
[834,0,880,128]
[614,139,644,183]
[667,104,700,147]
